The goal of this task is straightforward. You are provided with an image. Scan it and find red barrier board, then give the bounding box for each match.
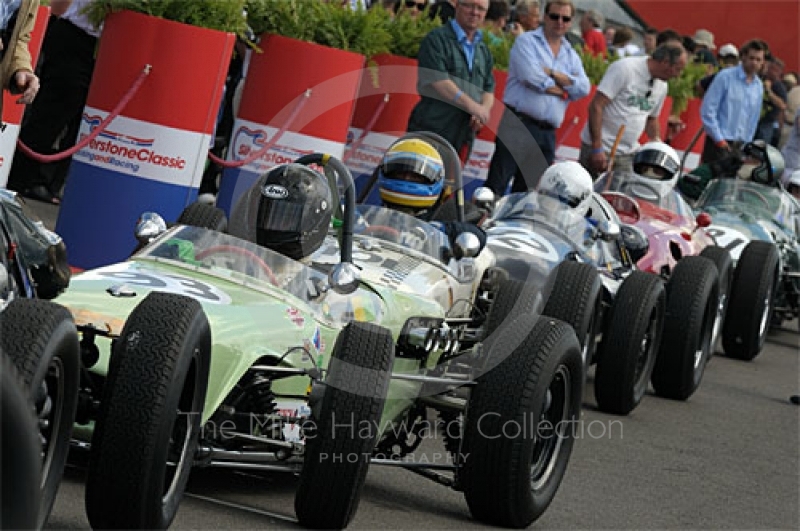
[239,34,365,143]
[87,10,235,135]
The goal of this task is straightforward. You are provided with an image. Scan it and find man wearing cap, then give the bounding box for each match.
[696,43,740,98]
[692,28,718,75]
[700,39,768,165]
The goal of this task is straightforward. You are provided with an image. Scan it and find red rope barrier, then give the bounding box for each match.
[16,65,152,163]
[342,94,389,163]
[207,89,312,169]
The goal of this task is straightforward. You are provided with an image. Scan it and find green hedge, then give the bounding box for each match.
[80,1,704,115]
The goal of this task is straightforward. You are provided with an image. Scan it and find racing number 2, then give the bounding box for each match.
[487,227,560,262]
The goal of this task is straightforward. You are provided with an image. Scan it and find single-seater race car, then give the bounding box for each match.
[680,140,797,355]
[695,176,799,343]
[55,150,584,529]
[0,189,80,529]
[478,161,673,416]
[594,143,728,402]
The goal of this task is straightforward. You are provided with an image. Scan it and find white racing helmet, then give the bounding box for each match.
[628,141,681,200]
[537,161,593,219]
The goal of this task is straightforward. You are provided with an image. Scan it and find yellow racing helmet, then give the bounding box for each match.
[378,138,445,211]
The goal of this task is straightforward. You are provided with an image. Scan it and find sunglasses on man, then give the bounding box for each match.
[405,0,426,9]
[546,13,572,23]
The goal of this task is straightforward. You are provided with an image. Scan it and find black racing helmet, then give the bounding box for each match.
[741,140,785,185]
[256,163,332,260]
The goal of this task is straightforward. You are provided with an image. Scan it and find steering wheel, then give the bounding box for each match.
[361,225,402,242]
[737,188,771,210]
[618,181,662,204]
[196,245,279,286]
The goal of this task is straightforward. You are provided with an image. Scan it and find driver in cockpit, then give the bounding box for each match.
[596,141,685,211]
[678,140,786,200]
[376,137,487,256]
[254,163,333,262]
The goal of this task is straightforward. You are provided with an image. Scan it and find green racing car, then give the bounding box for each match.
[56,153,584,529]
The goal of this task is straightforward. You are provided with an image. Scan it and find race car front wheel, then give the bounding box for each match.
[295,321,394,529]
[722,241,779,360]
[1,353,41,530]
[651,256,719,400]
[1,299,80,529]
[594,271,666,415]
[461,316,583,528]
[85,292,211,529]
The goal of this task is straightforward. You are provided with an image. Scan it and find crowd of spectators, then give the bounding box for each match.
[1,0,797,202]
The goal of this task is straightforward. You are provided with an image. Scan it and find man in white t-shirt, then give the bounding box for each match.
[579,42,688,179]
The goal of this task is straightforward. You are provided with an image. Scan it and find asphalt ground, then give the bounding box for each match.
[46,323,798,530]
[20,196,800,530]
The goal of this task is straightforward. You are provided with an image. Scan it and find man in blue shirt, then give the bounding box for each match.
[483,0,590,195]
[407,0,495,164]
[700,39,769,165]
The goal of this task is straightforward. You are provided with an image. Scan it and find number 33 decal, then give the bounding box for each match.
[82,264,232,304]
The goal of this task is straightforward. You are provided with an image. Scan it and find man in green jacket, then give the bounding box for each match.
[407,0,495,164]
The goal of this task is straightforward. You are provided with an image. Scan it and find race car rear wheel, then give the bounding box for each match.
[85,292,211,529]
[594,271,665,415]
[177,202,228,232]
[1,299,80,529]
[722,241,779,360]
[542,261,603,369]
[1,353,41,530]
[651,256,719,400]
[699,245,733,354]
[295,321,394,529]
[461,316,582,528]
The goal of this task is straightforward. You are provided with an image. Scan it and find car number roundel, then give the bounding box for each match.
[81,264,232,304]
[706,225,750,260]
[487,226,560,262]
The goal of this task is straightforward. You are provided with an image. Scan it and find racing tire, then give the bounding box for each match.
[1,353,41,531]
[484,279,542,343]
[722,241,779,360]
[461,316,583,528]
[594,271,665,415]
[542,261,603,369]
[85,292,211,529]
[699,245,733,354]
[295,321,394,529]
[651,257,719,400]
[1,299,80,529]
[440,278,542,458]
[177,202,228,232]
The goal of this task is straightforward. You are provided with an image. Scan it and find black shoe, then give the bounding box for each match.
[21,185,60,205]
[791,395,800,405]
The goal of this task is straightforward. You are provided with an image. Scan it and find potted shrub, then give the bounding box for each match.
[215,0,390,213]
